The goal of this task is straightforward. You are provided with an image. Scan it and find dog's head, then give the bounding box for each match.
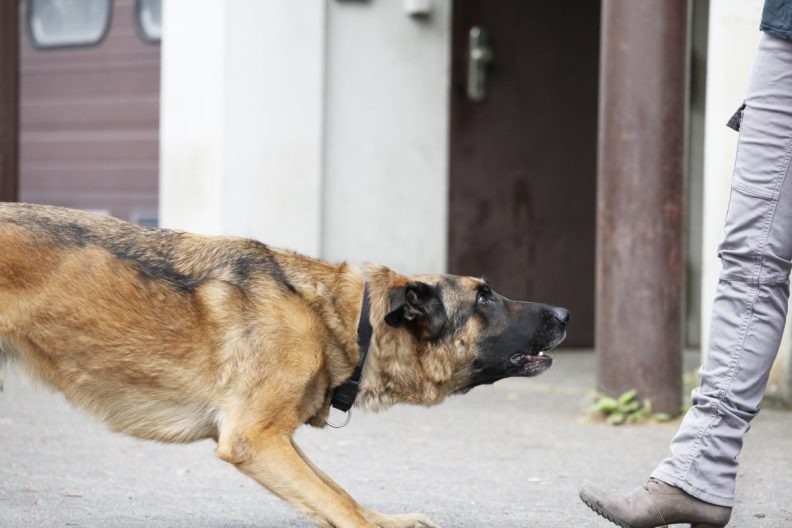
[370,268,568,401]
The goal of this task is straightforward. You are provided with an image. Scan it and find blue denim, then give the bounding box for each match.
[651,33,792,508]
[762,0,792,40]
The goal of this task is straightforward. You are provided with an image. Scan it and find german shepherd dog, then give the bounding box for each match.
[0,203,569,528]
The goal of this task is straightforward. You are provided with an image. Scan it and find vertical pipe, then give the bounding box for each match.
[0,0,19,202]
[596,0,689,414]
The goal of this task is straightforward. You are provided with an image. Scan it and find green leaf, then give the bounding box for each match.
[623,400,641,413]
[595,396,618,414]
[617,389,638,407]
[607,412,626,425]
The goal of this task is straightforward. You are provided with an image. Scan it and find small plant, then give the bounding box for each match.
[591,389,673,425]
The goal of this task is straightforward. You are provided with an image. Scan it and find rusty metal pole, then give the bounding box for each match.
[0,0,19,202]
[596,0,688,415]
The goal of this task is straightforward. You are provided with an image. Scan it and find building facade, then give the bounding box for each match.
[4,0,791,396]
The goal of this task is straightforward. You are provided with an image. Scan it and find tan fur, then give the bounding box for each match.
[0,203,502,528]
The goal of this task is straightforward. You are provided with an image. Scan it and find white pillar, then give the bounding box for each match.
[159,0,325,257]
[701,0,792,401]
[321,0,451,275]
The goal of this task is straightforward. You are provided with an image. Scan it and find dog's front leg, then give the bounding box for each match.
[218,427,376,528]
[291,440,440,528]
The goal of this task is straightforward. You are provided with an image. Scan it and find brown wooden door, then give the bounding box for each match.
[448,0,600,347]
[0,1,19,202]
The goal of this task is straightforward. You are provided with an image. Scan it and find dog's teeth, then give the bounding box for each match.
[538,351,544,356]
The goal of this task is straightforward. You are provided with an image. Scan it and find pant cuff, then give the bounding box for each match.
[650,468,735,508]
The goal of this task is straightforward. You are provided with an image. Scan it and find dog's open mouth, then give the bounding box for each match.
[509,350,553,371]
[509,332,566,376]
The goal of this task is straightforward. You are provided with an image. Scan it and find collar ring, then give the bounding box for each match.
[325,408,352,429]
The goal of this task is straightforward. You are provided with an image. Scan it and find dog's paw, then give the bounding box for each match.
[371,512,440,528]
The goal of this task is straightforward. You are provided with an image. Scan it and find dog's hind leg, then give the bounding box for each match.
[217,424,377,528]
[290,440,440,528]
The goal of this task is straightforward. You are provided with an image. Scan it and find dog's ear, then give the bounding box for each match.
[384,281,447,340]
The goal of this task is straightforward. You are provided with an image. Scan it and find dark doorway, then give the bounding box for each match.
[0,0,19,202]
[448,0,600,347]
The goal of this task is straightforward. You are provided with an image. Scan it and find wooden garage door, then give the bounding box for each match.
[18,0,160,225]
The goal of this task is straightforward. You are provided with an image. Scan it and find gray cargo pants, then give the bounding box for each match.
[651,33,792,507]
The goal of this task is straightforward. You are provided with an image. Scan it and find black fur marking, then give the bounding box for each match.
[385,282,448,341]
[7,214,201,292]
[105,237,202,292]
[448,305,475,336]
[45,221,93,246]
[4,207,298,296]
[261,251,299,295]
[229,252,260,283]
[227,241,298,295]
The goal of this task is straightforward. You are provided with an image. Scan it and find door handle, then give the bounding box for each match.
[467,26,493,102]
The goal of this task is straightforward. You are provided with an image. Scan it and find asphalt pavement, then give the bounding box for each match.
[1,350,790,528]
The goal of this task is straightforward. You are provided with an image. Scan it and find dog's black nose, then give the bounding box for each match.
[550,307,571,326]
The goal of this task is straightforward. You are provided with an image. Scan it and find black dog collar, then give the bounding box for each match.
[330,283,372,413]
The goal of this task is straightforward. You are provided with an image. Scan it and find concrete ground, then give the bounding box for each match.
[1,350,790,528]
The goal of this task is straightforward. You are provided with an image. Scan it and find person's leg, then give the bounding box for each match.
[580,33,792,527]
[652,31,792,507]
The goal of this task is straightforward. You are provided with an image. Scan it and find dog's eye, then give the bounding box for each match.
[476,287,492,305]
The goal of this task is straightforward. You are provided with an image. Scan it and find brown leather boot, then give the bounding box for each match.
[579,478,732,528]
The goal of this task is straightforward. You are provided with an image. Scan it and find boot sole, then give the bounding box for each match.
[578,489,637,528]
[579,491,727,528]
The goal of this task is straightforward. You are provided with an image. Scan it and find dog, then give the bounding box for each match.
[0,202,569,528]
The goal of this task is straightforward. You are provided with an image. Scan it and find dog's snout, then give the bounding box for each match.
[549,307,570,326]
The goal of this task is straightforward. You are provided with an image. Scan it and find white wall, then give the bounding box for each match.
[321,0,451,275]
[160,0,452,275]
[160,0,325,256]
[159,1,226,236]
[701,0,792,400]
